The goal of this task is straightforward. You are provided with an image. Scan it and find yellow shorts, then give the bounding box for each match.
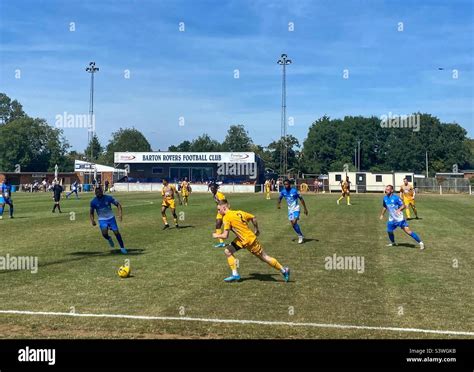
[342,190,350,196]
[216,212,223,220]
[232,239,263,256]
[403,198,415,206]
[181,191,189,197]
[162,199,176,209]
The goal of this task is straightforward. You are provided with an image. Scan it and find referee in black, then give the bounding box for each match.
[52,181,64,213]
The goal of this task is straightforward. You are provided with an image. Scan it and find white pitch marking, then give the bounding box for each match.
[0,309,472,336]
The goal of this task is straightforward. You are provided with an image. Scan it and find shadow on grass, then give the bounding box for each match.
[394,243,417,249]
[0,249,146,275]
[240,273,281,282]
[175,225,195,229]
[70,248,146,255]
[290,238,319,243]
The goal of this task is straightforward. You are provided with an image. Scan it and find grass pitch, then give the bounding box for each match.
[0,191,472,339]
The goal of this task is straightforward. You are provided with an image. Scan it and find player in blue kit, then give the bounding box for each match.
[379,185,424,250]
[277,179,309,244]
[0,177,14,219]
[90,187,127,254]
[66,180,79,199]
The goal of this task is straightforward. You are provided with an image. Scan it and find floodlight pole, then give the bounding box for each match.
[85,62,99,166]
[277,54,292,177]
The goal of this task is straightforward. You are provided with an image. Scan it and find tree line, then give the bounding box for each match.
[0,93,472,175]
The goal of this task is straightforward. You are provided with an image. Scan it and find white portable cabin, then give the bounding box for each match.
[394,172,415,188]
[328,171,415,192]
[328,171,357,192]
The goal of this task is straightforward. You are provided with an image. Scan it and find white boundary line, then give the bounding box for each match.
[0,309,473,336]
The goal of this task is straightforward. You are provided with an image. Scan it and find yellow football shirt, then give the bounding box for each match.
[162,184,177,200]
[223,210,257,247]
[400,184,415,200]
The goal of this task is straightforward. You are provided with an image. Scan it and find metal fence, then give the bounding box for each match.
[258,183,473,195]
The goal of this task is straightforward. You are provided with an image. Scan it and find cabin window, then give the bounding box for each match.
[376,175,382,182]
[335,174,342,182]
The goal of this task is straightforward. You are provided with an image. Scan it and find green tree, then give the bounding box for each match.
[222,124,253,151]
[84,134,103,163]
[168,140,191,152]
[266,135,300,174]
[0,117,71,172]
[301,114,470,174]
[0,93,27,124]
[101,128,152,165]
[189,134,222,152]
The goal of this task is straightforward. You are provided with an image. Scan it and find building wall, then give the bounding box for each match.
[113,183,256,193]
[126,161,264,184]
[0,172,79,186]
[365,173,393,191]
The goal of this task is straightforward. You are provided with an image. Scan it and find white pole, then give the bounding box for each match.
[425,151,429,178]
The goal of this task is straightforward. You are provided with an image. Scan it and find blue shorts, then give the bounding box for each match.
[99,217,119,232]
[1,197,12,205]
[387,220,408,233]
[288,210,300,221]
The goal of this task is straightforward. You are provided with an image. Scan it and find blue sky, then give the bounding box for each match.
[0,0,473,152]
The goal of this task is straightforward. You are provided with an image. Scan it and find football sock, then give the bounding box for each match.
[406,207,411,219]
[115,233,125,248]
[162,216,168,225]
[227,255,238,275]
[0,206,3,216]
[388,232,395,243]
[337,196,344,203]
[102,234,111,241]
[52,204,57,212]
[57,204,61,213]
[173,217,178,225]
[347,196,351,204]
[409,231,421,243]
[267,256,283,271]
[292,223,303,236]
[413,207,418,218]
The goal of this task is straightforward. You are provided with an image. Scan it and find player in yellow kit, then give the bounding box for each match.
[299,182,309,193]
[264,179,271,200]
[210,182,227,247]
[213,199,290,282]
[180,177,191,206]
[337,176,352,205]
[161,179,182,229]
[399,178,418,219]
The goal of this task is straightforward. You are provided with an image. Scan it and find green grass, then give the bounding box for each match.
[0,191,473,339]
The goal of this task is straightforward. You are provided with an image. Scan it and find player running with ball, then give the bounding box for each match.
[380,185,424,250]
[213,199,290,283]
[278,179,308,244]
[90,187,128,254]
